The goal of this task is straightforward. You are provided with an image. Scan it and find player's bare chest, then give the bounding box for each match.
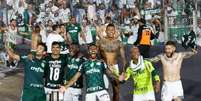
[99,40,120,52]
[161,54,182,66]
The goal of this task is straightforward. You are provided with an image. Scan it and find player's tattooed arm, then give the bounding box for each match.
[120,43,126,72]
[182,49,198,59]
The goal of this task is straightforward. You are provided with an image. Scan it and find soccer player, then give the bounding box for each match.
[96,23,126,101]
[66,16,82,45]
[44,41,67,101]
[63,44,86,101]
[119,46,160,101]
[6,43,47,101]
[60,44,118,101]
[148,41,198,101]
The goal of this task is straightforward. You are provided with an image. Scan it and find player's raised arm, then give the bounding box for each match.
[5,45,20,61]
[182,48,198,59]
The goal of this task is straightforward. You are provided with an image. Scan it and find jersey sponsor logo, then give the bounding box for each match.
[68,64,79,69]
[47,83,61,88]
[31,66,44,73]
[86,68,101,74]
[69,30,78,33]
[41,62,45,68]
[30,83,43,88]
[135,87,148,92]
[49,60,62,68]
[87,86,103,92]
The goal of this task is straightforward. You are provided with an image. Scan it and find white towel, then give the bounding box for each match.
[130,56,145,71]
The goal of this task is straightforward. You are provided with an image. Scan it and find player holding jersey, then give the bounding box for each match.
[60,44,118,101]
[44,41,67,101]
[63,44,86,101]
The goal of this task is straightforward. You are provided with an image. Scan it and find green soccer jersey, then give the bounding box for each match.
[20,54,46,89]
[44,54,67,89]
[66,23,81,44]
[64,54,86,88]
[79,59,106,93]
[125,60,160,95]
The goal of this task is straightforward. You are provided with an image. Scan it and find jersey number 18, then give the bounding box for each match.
[49,68,60,81]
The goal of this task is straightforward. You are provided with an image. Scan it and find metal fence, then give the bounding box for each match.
[167,15,194,42]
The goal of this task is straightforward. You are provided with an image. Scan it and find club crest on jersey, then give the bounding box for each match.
[96,62,101,65]
[75,58,80,62]
[41,62,45,68]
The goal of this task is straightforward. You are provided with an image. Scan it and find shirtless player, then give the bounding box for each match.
[148,41,197,101]
[96,23,126,101]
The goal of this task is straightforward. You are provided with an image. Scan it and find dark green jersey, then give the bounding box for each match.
[66,23,81,44]
[20,54,46,89]
[79,59,106,93]
[64,54,86,88]
[44,54,67,89]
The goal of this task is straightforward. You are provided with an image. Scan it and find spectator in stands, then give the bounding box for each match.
[66,16,82,45]
[31,25,42,52]
[134,18,156,58]
[46,25,64,53]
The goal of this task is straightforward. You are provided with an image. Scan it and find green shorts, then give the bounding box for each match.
[21,87,46,101]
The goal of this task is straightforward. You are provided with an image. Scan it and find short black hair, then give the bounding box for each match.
[106,23,115,28]
[88,43,97,49]
[52,41,61,48]
[138,18,146,24]
[10,19,16,22]
[52,25,59,31]
[105,16,111,21]
[165,41,176,47]
[38,43,47,51]
[48,19,53,23]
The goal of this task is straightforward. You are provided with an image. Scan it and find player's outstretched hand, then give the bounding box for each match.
[192,48,198,54]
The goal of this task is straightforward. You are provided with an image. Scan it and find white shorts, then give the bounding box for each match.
[161,80,184,101]
[133,91,155,101]
[86,90,110,101]
[63,87,82,101]
[44,87,64,101]
[104,64,119,89]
